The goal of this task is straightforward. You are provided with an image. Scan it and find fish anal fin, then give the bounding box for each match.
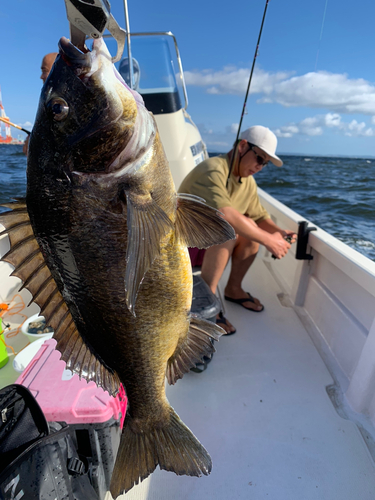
[0,199,28,211]
[56,327,121,397]
[125,191,173,315]
[0,203,120,397]
[166,315,224,385]
[176,194,235,249]
[110,408,211,498]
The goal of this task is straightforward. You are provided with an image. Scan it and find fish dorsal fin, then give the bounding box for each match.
[175,194,235,249]
[166,315,224,385]
[0,200,120,396]
[125,191,174,316]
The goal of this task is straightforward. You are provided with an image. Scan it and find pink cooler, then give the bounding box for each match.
[16,339,127,427]
[16,338,127,499]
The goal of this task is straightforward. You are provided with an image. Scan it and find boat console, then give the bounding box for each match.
[104,32,207,189]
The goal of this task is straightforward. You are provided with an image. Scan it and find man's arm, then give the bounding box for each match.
[257,218,297,242]
[220,206,292,259]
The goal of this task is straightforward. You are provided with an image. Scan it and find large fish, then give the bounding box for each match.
[0,38,235,497]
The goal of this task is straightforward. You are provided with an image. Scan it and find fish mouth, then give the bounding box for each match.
[58,37,141,103]
[58,37,97,80]
[56,36,150,170]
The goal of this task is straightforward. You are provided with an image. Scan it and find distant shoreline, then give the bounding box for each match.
[208,151,375,160]
[0,144,374,161]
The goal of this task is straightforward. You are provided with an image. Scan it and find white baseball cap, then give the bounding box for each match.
[240,126,283,167]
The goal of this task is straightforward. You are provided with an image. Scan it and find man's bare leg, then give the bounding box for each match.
[224,235,263,311]
[201,238,236,294]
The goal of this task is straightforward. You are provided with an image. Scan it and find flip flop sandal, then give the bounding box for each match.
[224,292,264,312]
[190,354,213,373]
[216,311,236,335]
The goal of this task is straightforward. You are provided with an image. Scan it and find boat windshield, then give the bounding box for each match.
[103,33,187,114]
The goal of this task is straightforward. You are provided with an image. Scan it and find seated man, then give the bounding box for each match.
[179,126,296,334]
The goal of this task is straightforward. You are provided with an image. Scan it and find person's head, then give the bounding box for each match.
[234,126,282,178]
[40,53,58,83]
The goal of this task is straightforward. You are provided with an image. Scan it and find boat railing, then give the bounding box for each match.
[258,187,375,427]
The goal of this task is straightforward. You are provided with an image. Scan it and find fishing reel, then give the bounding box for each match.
[64,0,126,62]
[271,234,295,260]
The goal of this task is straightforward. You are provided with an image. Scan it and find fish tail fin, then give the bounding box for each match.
[110,408,211,498]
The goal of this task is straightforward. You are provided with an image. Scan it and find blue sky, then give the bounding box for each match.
[1,0,375,156]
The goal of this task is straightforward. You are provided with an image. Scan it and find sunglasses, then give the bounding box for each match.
[248,142,268,167]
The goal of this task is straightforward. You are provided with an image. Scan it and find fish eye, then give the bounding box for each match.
[47,98,69,121]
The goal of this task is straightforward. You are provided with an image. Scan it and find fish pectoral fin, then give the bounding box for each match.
[125,191,173,315]
[175,193,236,248]
[110,408,211,498]
[166,315,224,385]
[0,200,120,397]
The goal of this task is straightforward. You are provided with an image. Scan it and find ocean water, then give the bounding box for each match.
[255,154,375,262]
[1,145,374,261]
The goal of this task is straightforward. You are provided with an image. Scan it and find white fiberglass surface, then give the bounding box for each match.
[115,257,375,500]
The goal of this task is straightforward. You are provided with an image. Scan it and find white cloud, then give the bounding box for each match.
[274,125,299,138]
[20,121,33,130]
[266,72,375,114]
[324,113,342,127]
[274,113,375,139]
[298,117,323,136]
[185,67,292,97]
[345,120,375,137]
[231,123,239,134]
[185,66,375,116]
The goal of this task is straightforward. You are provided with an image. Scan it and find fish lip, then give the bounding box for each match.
[58,37,141,103]
[58,37,93,77]
[59,36,89,58]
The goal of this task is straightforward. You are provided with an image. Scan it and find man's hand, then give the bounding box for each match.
[280,229,297,243]
[23,135,30,156]
[264,232,291,259]
[219,209,295,259]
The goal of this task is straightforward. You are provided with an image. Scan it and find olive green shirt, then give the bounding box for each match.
[178,154,270,222]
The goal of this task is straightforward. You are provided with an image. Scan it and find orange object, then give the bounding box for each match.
[0,303,9,314]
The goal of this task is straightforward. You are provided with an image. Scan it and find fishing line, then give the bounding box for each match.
[315,0,329,71]
[226,0,270,187]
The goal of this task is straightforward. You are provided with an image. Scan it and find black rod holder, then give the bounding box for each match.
[295,221,317,260]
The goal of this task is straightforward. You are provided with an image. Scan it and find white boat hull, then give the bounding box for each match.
[1,181,375,499]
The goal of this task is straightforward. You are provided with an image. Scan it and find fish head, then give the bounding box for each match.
[29,37,147,175]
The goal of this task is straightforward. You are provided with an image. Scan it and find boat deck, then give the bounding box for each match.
[113,256,375,500]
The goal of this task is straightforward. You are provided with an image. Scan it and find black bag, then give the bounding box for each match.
[0,384,99,500]
[0,384,49,471]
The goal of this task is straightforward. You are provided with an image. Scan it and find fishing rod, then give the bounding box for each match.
[0,116,31,135]
[226,0,270,187]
